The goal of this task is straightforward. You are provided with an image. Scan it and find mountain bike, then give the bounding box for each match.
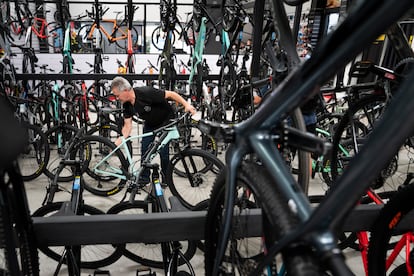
[202,0,414,275]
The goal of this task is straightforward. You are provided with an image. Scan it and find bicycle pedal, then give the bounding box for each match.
[136,267,156,276]
[93,269,110,275]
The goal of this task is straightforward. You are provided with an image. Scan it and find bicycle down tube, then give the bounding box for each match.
[207,0,414,275]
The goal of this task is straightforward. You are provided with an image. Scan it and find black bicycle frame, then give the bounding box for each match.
[212,0,414,274]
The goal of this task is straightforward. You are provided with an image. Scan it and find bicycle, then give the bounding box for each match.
[33,127,121,271]
[87,113,224,208]
[77,0,139,53]
[106,162,198,272]
[201,0,414,275]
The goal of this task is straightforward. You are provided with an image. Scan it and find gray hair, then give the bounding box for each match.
[111,76,132,92]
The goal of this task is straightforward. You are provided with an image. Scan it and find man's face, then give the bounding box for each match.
[112,87,128,103]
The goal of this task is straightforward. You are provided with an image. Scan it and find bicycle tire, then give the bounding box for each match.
[368,183,414,276]
[32,202,122,269]
[114,25,139,51]
[18,123,50,181]
[151,26,176,51]
[166,148,224,210]
[219,59,237,100]
[1,164,40,275]
[106,200,197,269]
[172,122,217,156]
[331,95,387,181]
[77,24,103,53]
[204,161,321,275]
[71,93,99,127]
[86,124,123,146]
[80,135,129,197]
[44,124,79,182]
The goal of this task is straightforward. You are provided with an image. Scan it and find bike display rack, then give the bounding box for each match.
[32,204,414,247]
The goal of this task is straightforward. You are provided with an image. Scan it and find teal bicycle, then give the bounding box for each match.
[84,113,224,209]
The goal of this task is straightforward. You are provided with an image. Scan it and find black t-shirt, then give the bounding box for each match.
[123,86,174,127]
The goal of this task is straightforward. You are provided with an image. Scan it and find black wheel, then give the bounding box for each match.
[0,166,40,275]
[172,122,217,156]
[114,25,139,51]
[368,183,414,276]
[32,202,121,269]
[331,95,388,184]
[17,123,49,181]
[80,135,129,197]
[86,124,123,146]
[77,24,103,53]
[151,26,176,51]
[107,201,197,269]
[71,94,99,127]
[166,148,224,210]
[44,124,79,182]
[219,59,237,99]
[205,161,321,275]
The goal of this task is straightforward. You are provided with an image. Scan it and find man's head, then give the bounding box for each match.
[111,76,133,103]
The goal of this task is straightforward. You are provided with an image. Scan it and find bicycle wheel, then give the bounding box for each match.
[80,135,129,197]
[86,124,122,145]
[106,201,197,269]
[114,25,139,51]
[44,124,79,182]
[0,165,40,275]
[219,59,237,100]
[77,24,103,53]
[172,122,217,156]
[368,183,414,276]
[205,161,321,275]
[331,95,389,185]
[71,93,99,127]
[166,148,224,209]
[32,202,122,269]
[17,123,50,181]
[151,26,176,51]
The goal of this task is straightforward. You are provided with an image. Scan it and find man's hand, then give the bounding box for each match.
[326,0,340,8]
[185,103,197,115]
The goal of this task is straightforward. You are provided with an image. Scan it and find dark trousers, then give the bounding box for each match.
[140,124,170,183]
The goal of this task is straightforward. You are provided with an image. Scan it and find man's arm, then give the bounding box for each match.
[115,117,133,146]
[164,90,197,115]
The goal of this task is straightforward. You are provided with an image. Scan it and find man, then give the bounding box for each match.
[111,76,196,183]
